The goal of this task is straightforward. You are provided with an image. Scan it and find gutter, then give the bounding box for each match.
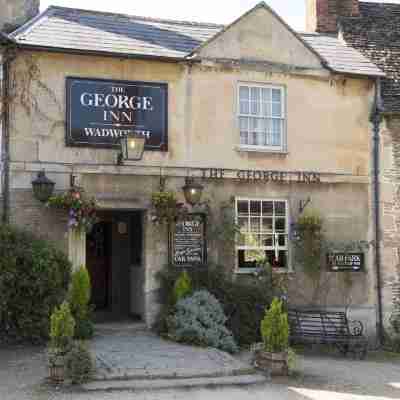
[370,77,384,346]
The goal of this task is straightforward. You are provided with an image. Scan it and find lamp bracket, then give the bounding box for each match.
[299,197,311,214]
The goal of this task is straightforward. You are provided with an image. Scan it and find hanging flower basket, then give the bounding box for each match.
[47,187,98,233]
[151,190,187,225]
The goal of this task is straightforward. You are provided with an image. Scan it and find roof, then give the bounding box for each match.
[340,1,400,113]
[10,4,383,77]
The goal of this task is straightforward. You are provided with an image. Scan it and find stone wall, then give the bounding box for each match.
[380,115,400,328]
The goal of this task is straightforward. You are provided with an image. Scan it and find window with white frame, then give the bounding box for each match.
[236,198,289,270]
[238,84,285,151]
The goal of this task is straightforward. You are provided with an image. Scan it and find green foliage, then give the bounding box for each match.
[173,271,193,303]
[0,224,71,343]
[155,264,273,346]
[65,341,94,384]
[151,191,186,225]
[260,298,289,353]
[293,210,324,278]
[50,301,75,353]
[68,265,93,339]
[168,290,238,353]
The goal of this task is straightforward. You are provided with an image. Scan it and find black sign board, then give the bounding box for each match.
[66,77,168,150]
[327,253,364,272]
[170,214,207,267]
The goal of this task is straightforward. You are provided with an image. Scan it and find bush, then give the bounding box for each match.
[68,266,93,339]
[0,224,71,342]
[168,290,238,354]
[65,341,94,384]
[50,301,75,353]
[173,271,192,303]
[156,265,273,346]
[260,298,289,353]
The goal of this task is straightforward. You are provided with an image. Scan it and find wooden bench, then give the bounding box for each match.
[288,309,368,359]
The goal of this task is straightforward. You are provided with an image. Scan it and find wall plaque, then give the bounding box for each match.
[66,77,168,150]
[170,214,207,267]
[327,253,364,272]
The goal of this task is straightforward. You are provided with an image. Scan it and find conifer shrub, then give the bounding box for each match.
[167,290,238,354]
[173,270,192,303]
[68,265,93,339]
[260,297,289,353]
[0,224,71,343]
[50,301,75,353]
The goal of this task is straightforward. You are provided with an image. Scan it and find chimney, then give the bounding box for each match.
[306,0,359,33]
[0,0,40,33]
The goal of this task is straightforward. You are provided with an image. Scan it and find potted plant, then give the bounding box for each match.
[255,297,289,376]
[47,301,75,383]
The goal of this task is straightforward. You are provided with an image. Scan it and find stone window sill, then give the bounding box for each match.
[235,145,289,155]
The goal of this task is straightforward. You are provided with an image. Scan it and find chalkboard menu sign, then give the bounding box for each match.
[327,253,364,272]
[170,214,206,267]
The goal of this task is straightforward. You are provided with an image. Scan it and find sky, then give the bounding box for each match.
[40,0,400,31]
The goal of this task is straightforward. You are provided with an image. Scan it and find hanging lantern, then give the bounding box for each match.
[118,133,146,164]
[31,170,55,202]
[182,177,204,206]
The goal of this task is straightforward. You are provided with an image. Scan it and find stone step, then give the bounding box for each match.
[82,374,268,392]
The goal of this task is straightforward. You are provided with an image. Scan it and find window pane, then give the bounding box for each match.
[272,119,282,146]
[275,218,286,232]
[275,201,286,216]
[261,102,271,117]
[262,201,273,215]
[251,87,260,102]
[262,217,273,232]
[240,116,249,131]
[240,131,248,145]
[266,250,287,269]
[250,200,261,215]
[272,88,282,102]
[240,100,249,114]
[272,102,281,117]
[278,234,287,246]
[250,132,258,145]
[237,200,248,215]
[238,217,249,231]
[239,86,249,100]
[262,88,271,102]
[250,217,261,233]
[251,100,260,115]
[246,234,260,247]
[261,234,273,247]
[237,250,260,269]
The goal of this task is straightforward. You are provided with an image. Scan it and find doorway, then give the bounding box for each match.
[86,211,144,320]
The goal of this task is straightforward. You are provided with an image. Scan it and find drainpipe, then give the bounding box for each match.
[1,47,11,224]
[370,77,384,347]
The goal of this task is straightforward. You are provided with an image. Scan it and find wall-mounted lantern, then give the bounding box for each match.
[182,177,204,206]
[117,133,146,165]
[32,170,55,202]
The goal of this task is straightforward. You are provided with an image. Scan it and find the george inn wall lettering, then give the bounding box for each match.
[200,168,321,183]
[66,77,168,150]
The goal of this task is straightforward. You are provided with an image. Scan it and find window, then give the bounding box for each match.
[236,198,289,271]
[238,84,285,151]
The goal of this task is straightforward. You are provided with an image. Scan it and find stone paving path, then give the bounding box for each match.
[91,324,253,380]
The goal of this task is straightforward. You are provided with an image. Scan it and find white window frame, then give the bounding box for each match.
[235,197,291,274]
[237,82,286,153]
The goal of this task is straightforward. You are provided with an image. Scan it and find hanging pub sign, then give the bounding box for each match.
[170,214,207,267]
[327,253,364,272]
[66,77,168,150]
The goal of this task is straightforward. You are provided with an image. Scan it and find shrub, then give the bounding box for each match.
[260,298,289,353]
[50,301,75,353]
[168,290,238,354]
[68,265,93,339]
[155,264,273,346]
[0,224,71,342]
[65,341,94,384]
[173,271,192,303]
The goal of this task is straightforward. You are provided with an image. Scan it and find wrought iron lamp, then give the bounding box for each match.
[182,177,204,206]
[32,170,55,202]
[117,133,146,164]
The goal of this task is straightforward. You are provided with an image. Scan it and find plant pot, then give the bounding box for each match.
[254,350,288,376]
[48,356,66,383]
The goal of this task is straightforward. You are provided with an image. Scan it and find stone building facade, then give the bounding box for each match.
[0,1,387,339]
[307,0,400,343]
